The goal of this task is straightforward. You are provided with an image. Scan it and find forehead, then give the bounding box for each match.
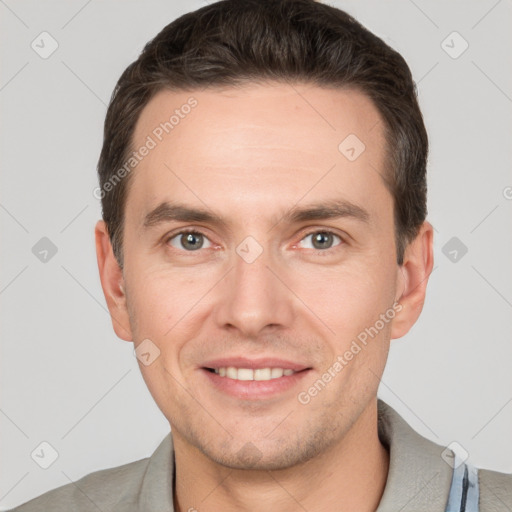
[127,83,390,228]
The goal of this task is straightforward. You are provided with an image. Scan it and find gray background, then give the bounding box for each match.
[1,0,511,508]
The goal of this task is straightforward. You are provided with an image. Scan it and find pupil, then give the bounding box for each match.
[313,232,332,249]
[183,233,203,250]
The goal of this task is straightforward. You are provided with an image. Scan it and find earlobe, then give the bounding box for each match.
[95,220,133,342]
[391,222,434,340]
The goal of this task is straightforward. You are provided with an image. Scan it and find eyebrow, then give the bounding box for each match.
[142,199,370,231]
[142,202,227,230]
[281,199,370,225]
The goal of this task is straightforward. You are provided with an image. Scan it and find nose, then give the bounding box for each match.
[213,245,295,337]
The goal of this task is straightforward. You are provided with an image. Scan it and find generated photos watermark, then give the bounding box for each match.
[93,96,198,200]
[297,301,403,405]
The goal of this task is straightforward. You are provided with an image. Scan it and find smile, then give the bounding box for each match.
[209,367,297,381]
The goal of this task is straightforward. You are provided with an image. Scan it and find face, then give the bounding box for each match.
[98,83,425,470]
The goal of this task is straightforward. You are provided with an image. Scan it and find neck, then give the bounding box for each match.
[173,398,389,512]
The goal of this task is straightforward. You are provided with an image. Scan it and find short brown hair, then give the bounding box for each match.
[97,0,428,267]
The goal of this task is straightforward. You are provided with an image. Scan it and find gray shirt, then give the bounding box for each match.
[8,400,512,511]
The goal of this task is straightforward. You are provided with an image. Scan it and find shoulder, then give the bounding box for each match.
[376,400,512,511]
[8,433,175,512]
[479,467,512,511]
[7,456,151,512]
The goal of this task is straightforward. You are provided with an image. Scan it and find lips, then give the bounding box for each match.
[200,357,312,400]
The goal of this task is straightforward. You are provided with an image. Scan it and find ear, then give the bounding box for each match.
[95,220,133,342]
[391,221,434,340]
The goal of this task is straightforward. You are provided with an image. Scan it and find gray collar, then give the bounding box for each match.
[376,400,452,511]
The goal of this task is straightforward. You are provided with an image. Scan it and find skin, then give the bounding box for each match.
[96,82,434,512]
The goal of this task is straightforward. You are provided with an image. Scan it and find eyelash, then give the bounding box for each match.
[166,229,214,251]
[165,228,344,253]
[296,230,343,252]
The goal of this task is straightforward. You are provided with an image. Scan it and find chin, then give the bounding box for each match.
[204,437,326,472]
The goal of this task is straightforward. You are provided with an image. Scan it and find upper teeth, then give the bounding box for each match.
[213,367,296,381]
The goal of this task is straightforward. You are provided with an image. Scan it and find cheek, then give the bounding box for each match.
[125,263,212,338]
[124,267,207,409]
[289,256,398,339]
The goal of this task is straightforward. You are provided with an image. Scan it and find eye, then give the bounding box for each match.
[168,231,212,251]
[298,231,342,250]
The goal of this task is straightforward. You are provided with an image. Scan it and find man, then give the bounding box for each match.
[9,0,511,510]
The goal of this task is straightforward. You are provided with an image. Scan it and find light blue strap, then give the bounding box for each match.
[445,453,479,512]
